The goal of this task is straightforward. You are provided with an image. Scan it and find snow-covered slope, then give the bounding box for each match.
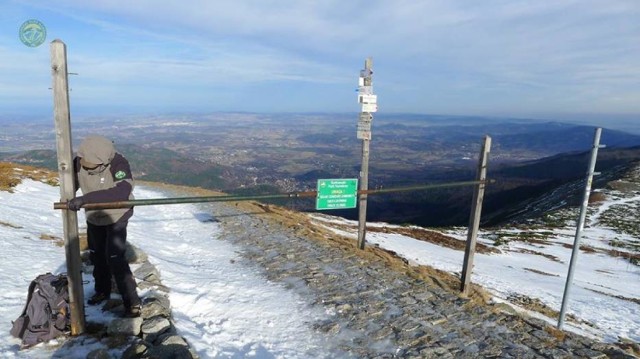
[310,164,640,343]
[0,163,638,358]
[0,180,332,358]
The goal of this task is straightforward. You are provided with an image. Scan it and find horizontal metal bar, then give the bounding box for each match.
[361,179,494,195]
[54,191,317,210]
[53,179,494,210]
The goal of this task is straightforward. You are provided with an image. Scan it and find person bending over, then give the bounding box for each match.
[67,135,141,318]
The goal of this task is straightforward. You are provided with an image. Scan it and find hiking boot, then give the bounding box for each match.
[124,304,142,318]
[87,292,109,305]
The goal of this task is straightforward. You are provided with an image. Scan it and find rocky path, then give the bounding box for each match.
[210,201,636,359]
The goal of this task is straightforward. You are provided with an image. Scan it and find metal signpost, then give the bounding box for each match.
[316,179,358,210]
[357,57,376,250]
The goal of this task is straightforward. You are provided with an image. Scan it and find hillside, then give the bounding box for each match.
[481,147,640,225]
[0,161,638,357]
[4,144,640,229]
[0,162,58,191]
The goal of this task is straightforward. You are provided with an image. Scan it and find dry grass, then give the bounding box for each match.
[588,192,607,204]
[523,268,560,277]
[0,162,59,192]
[136,180,226,196]
[0,163,21,191]
[561,243,597,253]
[515,248,562,263]
[0,162,92,240]
[369,226,500,254]
[560,242,639,265]
[545,326,567,341]
[0,220,23,229]
[507,293,559,319]
[40,233,64,247]
[140,181,492,303]
[301,216,499,255]
[79,232,88,251]
[586,288,640,305]
[616,341,640,357]
[243,202,492,304]
[505,293,588,328]
[604,248,640,265]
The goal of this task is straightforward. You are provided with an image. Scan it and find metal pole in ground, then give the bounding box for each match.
[558,127,604,329]
[460,135,492,296]
[56,191,317,210]
[53,180,492,210]
[50,39,85,335]
[357,57,376,250]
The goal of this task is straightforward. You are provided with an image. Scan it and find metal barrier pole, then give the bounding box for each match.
[558,128,603,329]
[54,180,493,210]
[460,135,492,296]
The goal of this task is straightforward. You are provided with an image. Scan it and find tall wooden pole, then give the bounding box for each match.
[51,39,85,335]
[357,57,375,250]
[460,135,492,296]
[558,128,603,329]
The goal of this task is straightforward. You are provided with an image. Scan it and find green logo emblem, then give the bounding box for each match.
[115,171,127,180]
[19,19,47,47]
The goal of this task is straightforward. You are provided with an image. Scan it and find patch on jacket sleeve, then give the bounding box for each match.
[115,170,127,180]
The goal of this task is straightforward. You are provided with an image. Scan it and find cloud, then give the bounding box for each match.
[4,0,639,115]
[23,1,353,84]
[22,1,640,75]
[0,44,52,107]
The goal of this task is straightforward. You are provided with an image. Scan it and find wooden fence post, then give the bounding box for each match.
[51,39,85,335]
[460,135,492,296]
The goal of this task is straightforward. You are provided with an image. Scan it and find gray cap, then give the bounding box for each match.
[77,135,115,165]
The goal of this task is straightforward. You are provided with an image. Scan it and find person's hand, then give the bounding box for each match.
[67,197,85,211]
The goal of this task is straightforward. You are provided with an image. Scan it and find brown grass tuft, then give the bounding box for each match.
[0,162,59,192]
[0,220,23,229]
[523,267,560,277]
[369,225,500,254]
[561,243,597,253]
[40,233,64,247]
[240,202,493,303]
[545,326,566,341]
[588,192,607,204]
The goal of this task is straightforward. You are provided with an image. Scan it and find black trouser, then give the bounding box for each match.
[87,220,140,309]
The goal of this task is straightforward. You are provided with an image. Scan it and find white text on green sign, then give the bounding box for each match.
[316,179,358,210]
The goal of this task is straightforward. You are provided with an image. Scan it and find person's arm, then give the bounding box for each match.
[82,154,133,203]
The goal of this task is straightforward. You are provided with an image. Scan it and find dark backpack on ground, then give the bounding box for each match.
[10,273,70,348]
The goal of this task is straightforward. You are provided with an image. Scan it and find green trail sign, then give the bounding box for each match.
[316,178,358,210]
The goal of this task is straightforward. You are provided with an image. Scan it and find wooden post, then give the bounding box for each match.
[51,39,85,335]
[357,57,374,250]
[460,135,492,296]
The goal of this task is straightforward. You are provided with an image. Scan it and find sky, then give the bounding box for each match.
[0,1,639,120]
[0,169,638,356]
